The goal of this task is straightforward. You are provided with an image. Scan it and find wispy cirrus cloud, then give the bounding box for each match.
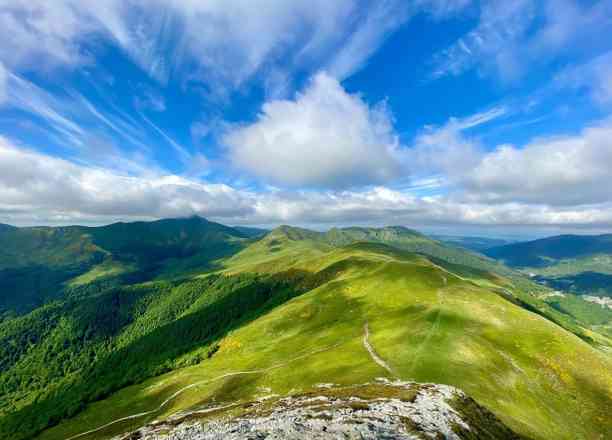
[0,61,7,103]
[555,51,612,106]
[431,0,612,82]
[0,71,165,174]
[0,0,474,90]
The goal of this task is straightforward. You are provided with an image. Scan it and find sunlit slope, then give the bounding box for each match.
[39,239,612,440]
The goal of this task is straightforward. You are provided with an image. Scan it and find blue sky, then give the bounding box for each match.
[0,0,611,236]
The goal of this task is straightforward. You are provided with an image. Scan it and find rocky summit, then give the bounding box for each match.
[116,380,522,440]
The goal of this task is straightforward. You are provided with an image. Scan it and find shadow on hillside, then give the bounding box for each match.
[0,268,339,440]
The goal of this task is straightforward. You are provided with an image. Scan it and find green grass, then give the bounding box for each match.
[35,241,612,440]
[543,293,612,338]
[67,260,134,286]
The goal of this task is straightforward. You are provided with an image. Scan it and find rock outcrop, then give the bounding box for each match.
[116,379,522,440]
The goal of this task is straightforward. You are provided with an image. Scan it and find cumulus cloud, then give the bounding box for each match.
[2,137,612,230]
[407,106,506,177]
[224,72,402,188]
[463,120,612,206]
[400,108,612,209]
[0,138,253,223]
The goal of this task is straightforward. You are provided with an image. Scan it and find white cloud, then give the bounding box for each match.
[0,0,475,91]
[406,106,507,178]
[2,136,611,230]
[432,0,535,81]
[555,51,612,106]
[324,1,410,80]
[431,0,612,82]
[133,87,166,112]
[0,61,6,103]
[0,0,405,87]
[398,110,612,210]
[0,138,252,223]
[224,72,402,188]
[419,0,473,19]
[463,120,612,206]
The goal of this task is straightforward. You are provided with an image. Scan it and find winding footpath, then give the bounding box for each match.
[66,343,343,440]
[63,270,453,440]
[362,322,395,376]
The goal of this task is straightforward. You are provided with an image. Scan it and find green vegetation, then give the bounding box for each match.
[0,270,332,440]
[485,234,612,338]
[0,217,250,318]
[449,394,524,440]
[1,220,610,440]
[543,293,612,338]
[486,237,612,295]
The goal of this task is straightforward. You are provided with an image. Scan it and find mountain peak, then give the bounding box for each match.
[269,225,323,241]
[0,223,16,232]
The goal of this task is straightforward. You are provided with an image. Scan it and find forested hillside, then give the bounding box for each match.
[0,217,249,318]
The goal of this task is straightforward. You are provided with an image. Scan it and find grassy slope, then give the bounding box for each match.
[485,236,612,341]
[37,234,612,440]
[1,271,329,440]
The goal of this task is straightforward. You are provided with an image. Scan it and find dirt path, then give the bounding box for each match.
[429,261,466,283]
[363,322,395,376]
[66,342,343,440]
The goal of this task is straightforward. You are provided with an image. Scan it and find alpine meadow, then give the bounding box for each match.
[0,1,611,440]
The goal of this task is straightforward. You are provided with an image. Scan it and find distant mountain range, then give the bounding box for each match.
[432,235,515,251]
[484,234,612,267]
[485,234,612,298]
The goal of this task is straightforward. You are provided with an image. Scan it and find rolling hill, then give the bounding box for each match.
[0,217,250,318]
[0,222,610,440]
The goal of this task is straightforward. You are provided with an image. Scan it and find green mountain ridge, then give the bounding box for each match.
[268,224,513,275]
[485,234,612,297]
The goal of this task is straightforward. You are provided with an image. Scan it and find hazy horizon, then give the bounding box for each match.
[1,1,611,235]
